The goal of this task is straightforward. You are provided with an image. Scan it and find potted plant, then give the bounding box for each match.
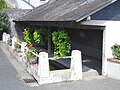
[23,28,32,46]
[52,29,71,57]
[33,28,49,46]
[110,44,120,62]
[33,29,42,44]
[107,43,120,79]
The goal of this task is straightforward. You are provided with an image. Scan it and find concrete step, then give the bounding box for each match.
[55,59,100,79]
[82,65,100,80]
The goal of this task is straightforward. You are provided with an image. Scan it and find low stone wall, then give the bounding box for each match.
[2,32,83,85]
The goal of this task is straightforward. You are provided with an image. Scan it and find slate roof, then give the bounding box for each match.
[15,0,116,22]
[0,10,30,19]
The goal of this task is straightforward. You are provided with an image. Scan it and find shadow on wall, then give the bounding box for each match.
[14,23,24,40]
[92,0,120,20]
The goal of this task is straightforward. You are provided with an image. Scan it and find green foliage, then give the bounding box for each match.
[111,44,120,60]
[33,29,41,44]
[26,48,37,60]
[23,28,32,45]
[52,29,71,57]
[33,28,49,45]
[0,0,9,9]
[0,12,9,32]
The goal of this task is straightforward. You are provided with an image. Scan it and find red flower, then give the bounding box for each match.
[28,44,33,49]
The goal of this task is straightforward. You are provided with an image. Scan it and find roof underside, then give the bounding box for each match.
[16,0,116,22]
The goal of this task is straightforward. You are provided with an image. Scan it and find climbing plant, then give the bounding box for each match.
[52,29,71,57]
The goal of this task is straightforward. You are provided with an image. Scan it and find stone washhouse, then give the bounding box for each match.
[5,0,120,84]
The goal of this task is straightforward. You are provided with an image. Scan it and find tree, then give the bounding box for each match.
[0,11,9,39]
[0,0,9,9]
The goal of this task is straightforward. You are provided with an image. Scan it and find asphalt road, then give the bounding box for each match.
[0,42,120,90]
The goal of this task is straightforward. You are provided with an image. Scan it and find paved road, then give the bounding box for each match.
[0,42,120,90]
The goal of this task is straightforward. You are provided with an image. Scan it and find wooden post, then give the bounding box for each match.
[70,50,82,80]
[2,32,7,42]
[38,52,49,77]
[21,42,27,53]
[12,37,17,50]
[48,28,51,53]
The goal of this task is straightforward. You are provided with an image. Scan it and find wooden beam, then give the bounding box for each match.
[47,27,51,53]
[17,21,105,30]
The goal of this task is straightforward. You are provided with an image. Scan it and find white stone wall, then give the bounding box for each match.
[107,61,120,79]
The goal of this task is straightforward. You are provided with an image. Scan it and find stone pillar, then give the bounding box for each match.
[70,50,82,80]
[5,34,10,43]
[21,42,27,53]
[2,32,7,42]
[38,52,49,78]
[12,37,17,50]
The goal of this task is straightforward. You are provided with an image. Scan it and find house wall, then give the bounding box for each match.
[92,0,120,20]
